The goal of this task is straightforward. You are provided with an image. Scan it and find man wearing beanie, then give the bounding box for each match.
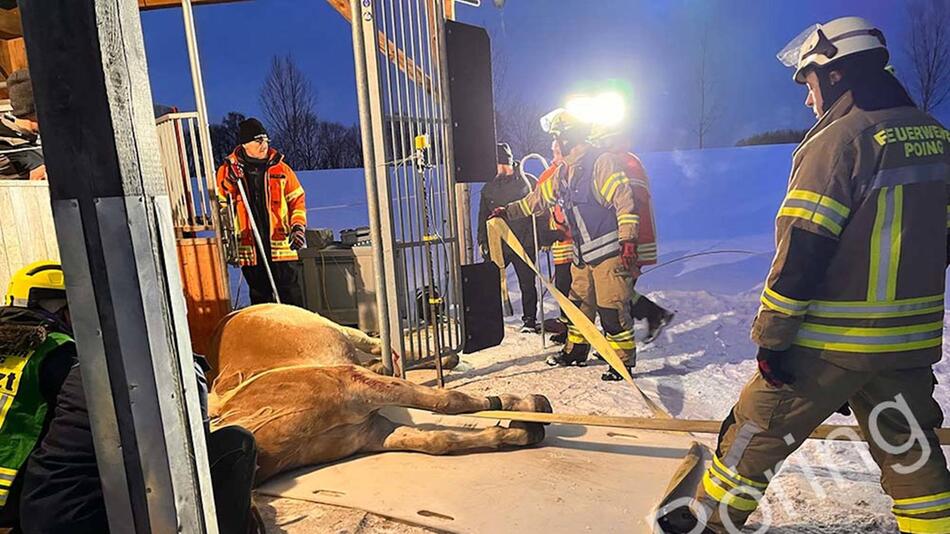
[216,117,307,306]
[476,142,540,333]
[0,69,45,180]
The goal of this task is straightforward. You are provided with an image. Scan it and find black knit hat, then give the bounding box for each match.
[496,142,513,166]
[7,69,35,119]
[237,118,268,145]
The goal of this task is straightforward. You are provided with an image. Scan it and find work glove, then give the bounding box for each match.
[756,347,795,388]
[289,224,307,250]
[836,403,852,416]
[488,206,508,220]
[226,162,245,184]
[619,240,638,272]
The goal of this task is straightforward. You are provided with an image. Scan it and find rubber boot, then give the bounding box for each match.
[545,343,589,367]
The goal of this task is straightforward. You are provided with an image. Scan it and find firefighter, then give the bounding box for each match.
[537,140,573,344]
[589,123,675,344]
[217,118,307,307]
[0,262,263,533]
[664,17,950,533]
[491,108,640,381]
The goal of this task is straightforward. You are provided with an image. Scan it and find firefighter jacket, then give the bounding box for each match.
[752,91,950,371]
[536,161,574,266]
[216,147,307,266]
[0,308,74,509]
[506,143,637,266]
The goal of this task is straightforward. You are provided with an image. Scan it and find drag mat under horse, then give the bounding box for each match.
[256,407,704,533]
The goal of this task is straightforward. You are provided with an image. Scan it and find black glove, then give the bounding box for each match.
[836,403,851,416]
[756,347,795,388]
[289,224,306,250]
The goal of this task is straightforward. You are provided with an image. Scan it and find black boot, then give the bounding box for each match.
[545,344,589,367]
[549,330,567,345]
[644,309,676,344]
[601,364,634,381]
[520,320,541,334]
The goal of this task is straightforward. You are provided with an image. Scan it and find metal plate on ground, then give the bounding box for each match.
[257,408,701,533]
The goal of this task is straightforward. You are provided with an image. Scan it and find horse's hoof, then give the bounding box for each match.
[530,394,553,415]
[510,421,546,445]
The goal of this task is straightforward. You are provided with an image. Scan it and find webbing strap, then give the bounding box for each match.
[488,218,670,418]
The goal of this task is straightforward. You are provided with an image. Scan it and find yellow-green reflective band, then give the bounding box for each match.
[617,214,640,224]
[702,471,760,512]
[795,321,943,353]
[894,514,950,534]
[807,295,944,319]
[786,189,850,218]
[712,456,768,490]
[518,198,530,215]
[0,487,8,507]
[778,206,844,236]
[600,172,629,202]
[761,287,810,316]
[541,180,555,203]
[893,491,950,515]
[868,186,903,301]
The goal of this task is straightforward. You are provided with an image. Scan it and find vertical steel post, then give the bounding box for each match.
[352,0,396,375]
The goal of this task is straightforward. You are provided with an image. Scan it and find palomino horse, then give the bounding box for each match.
[208,304,552,481]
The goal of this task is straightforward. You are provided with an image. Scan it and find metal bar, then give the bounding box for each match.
[181,0,231,303]
[234,178,280,304]
[352,0,395,375]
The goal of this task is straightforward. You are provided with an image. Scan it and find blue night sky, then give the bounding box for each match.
[141,0,948,152]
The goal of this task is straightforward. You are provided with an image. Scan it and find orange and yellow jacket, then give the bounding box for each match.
[536,160,574,266]
[216,148,307,266]
[617,151,658,265]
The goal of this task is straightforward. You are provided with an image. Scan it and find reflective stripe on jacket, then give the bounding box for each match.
[752,92,950,371]
[506,143,637,266]
[216,148,307,266]
[618,151,658,266]
[0,331,72,508]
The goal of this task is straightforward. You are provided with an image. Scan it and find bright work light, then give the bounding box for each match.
[565,91,626,127]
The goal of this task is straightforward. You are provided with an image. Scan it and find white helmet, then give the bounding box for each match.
[778,16,888,84]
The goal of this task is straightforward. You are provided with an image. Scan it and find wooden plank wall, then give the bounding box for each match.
[0,181,59,292]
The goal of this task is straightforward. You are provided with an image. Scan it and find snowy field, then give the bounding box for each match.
[253,144,950,532]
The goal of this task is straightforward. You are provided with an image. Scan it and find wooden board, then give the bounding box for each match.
[257,407,701,533]
[176,237,230,364]
[0,181,59,292]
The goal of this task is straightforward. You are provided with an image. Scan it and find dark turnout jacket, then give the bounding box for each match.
[753,89,950,371]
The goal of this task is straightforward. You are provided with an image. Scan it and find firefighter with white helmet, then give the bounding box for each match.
[491,105,642,381]
[661,16,950,534]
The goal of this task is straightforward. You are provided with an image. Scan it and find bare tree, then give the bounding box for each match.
[491,33,550,160]
[694,26,722,149]
[905,0,950,112]
[209,111,246,164]
[260,55,321,169]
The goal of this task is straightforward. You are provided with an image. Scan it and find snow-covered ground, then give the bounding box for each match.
[256,144,950,532]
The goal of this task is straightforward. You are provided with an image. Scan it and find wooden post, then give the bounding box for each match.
[18,1,217,532]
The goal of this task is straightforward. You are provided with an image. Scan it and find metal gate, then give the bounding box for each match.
[351,0,464,381]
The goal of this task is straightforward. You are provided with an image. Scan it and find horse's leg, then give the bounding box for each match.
[363,414,545,454]
[340,366,552,415]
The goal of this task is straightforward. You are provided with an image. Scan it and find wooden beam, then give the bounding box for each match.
[137,0,248,11]
[327,0,432,92]
[0,8,21,40]
[473,411,950,445]
[0,37,27,78]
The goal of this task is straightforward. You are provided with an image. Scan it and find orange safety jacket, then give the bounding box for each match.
[617,151,658,266]
[216,148,307,266]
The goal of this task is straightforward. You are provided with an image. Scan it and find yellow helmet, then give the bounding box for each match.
[5,261,66,308]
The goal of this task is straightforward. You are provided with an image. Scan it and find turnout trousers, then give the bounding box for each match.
[694,349,950,533]
[565,255,637,366]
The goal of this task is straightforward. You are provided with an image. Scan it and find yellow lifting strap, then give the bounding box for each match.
[487,218,670,419]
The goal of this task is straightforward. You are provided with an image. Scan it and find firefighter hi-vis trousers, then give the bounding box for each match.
[566,256,638,366]
[695,349,950,533]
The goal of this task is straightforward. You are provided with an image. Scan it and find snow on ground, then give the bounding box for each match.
[257,146,950,532]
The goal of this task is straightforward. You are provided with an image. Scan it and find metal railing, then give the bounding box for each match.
[155,112,216,234]
[352,0,463,382]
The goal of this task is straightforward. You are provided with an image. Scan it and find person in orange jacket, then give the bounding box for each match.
[216,118,307,306]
